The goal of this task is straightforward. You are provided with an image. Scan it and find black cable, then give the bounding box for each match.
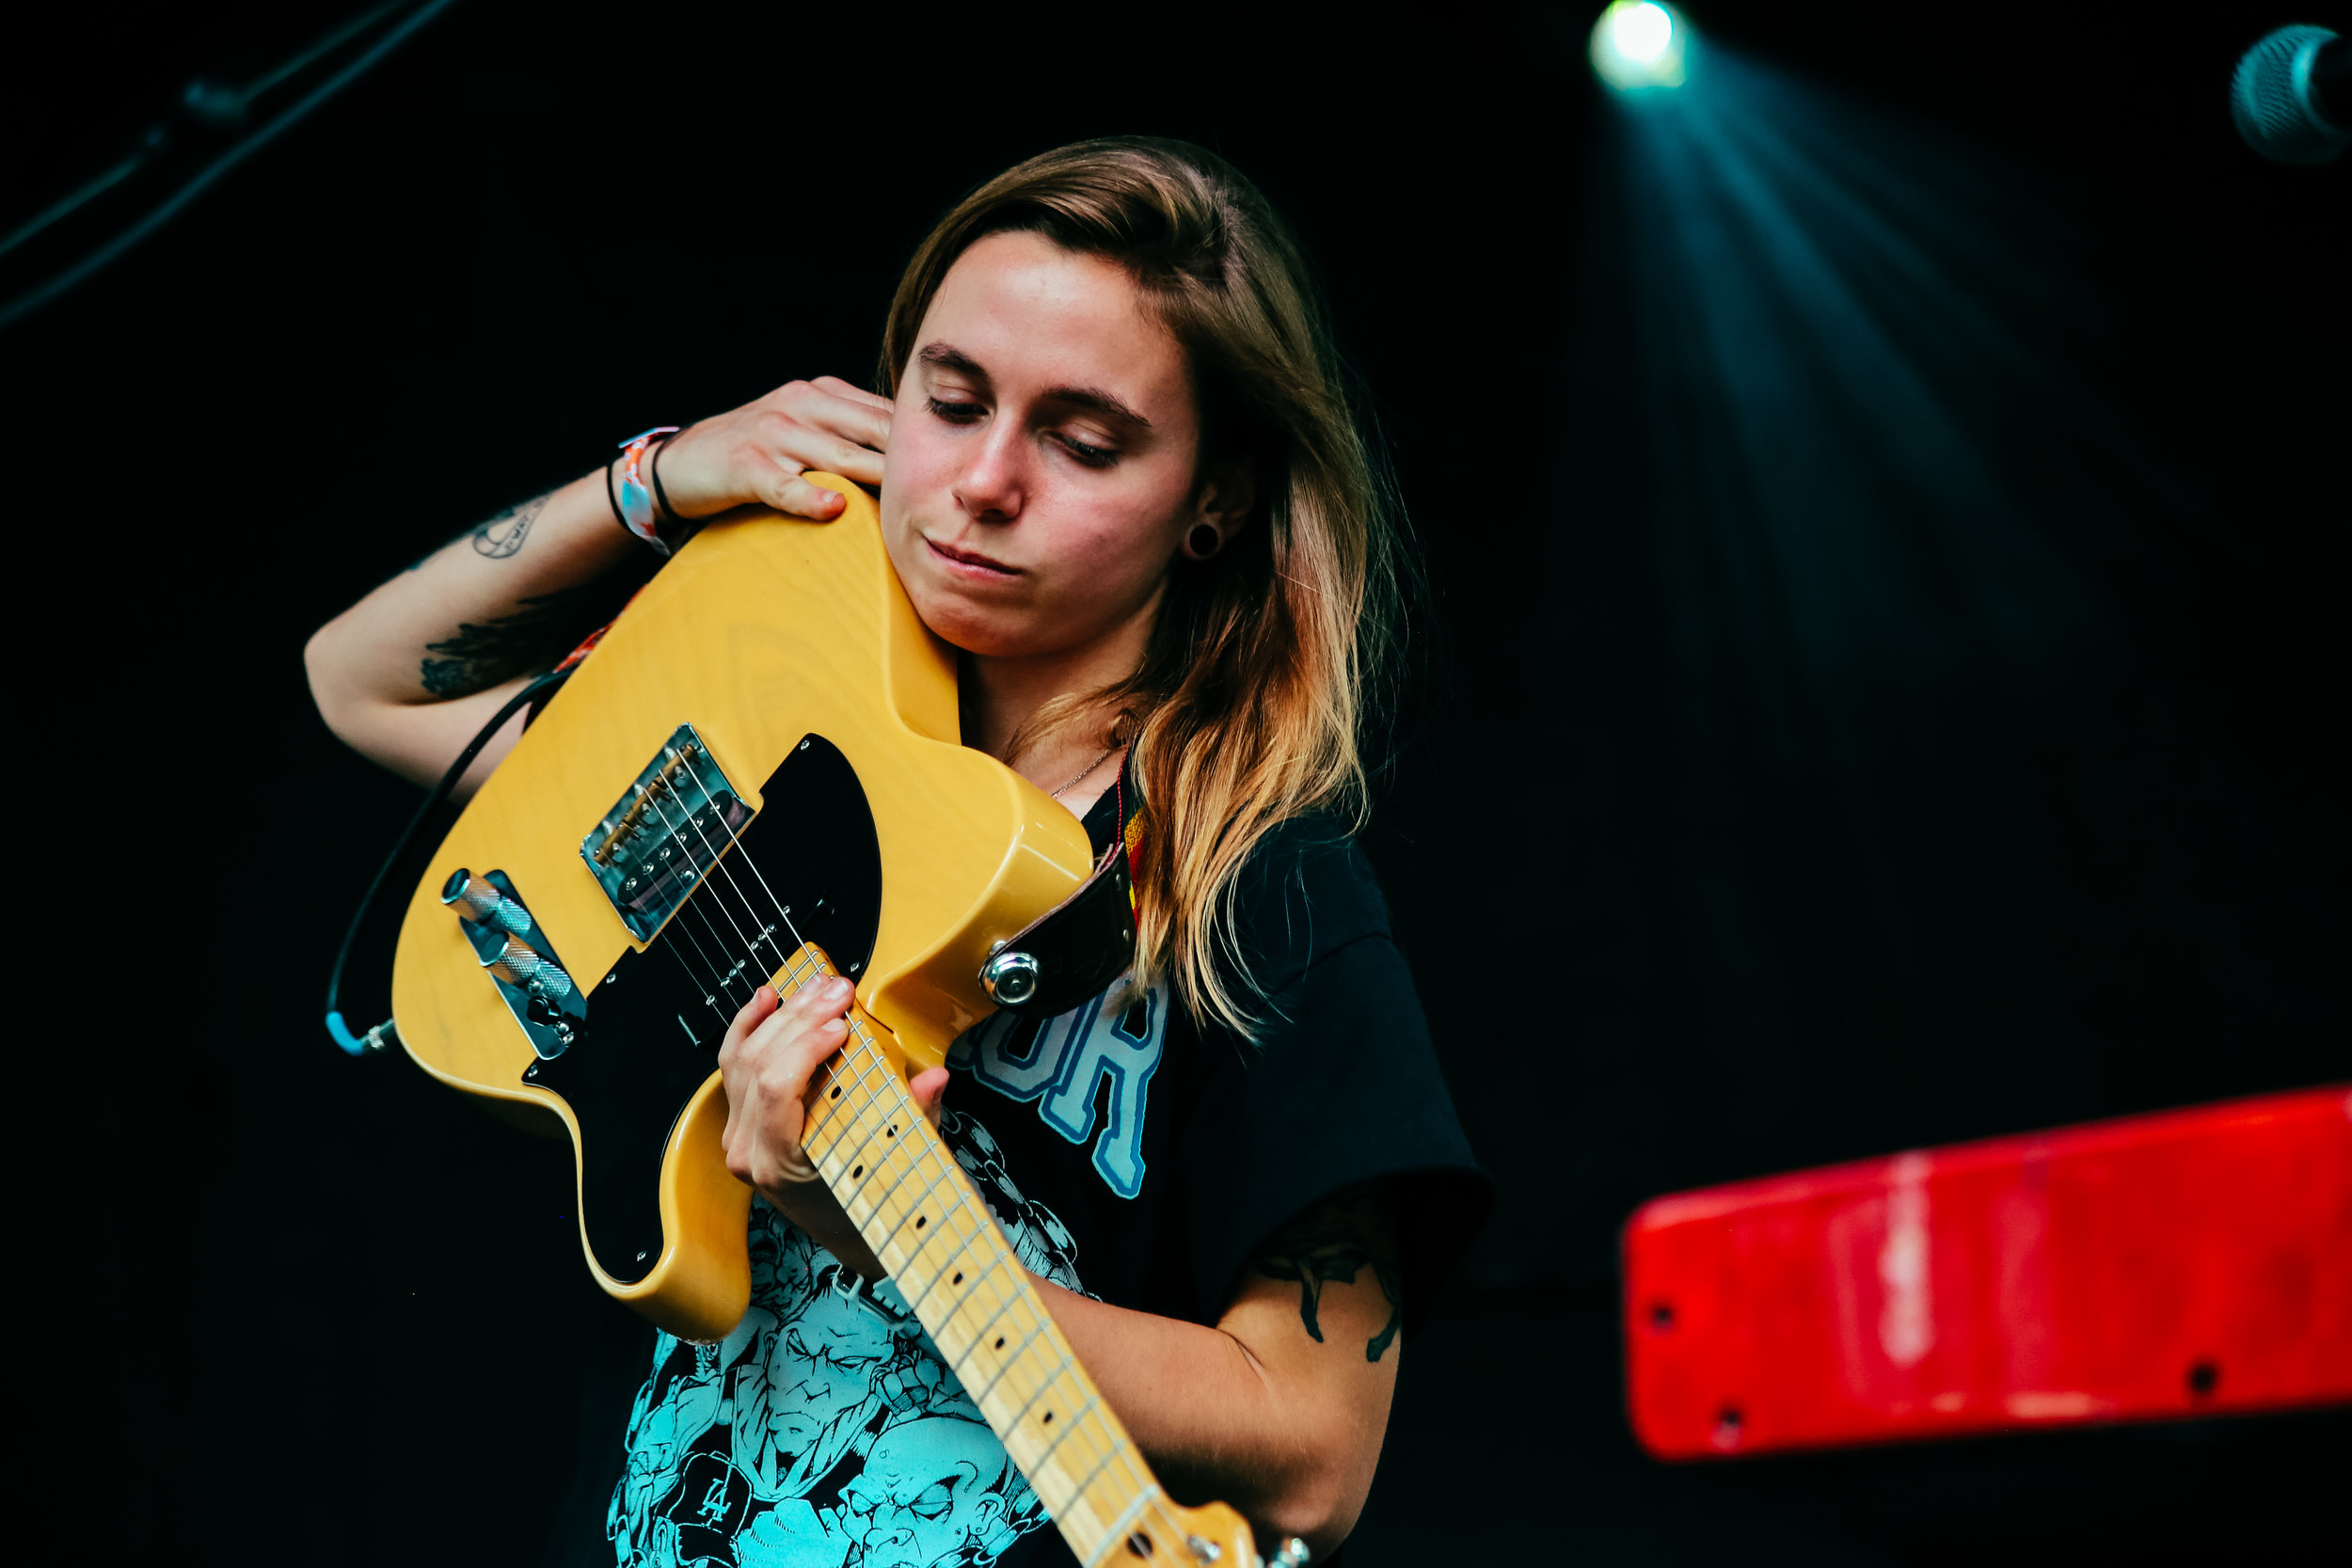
[324,666,568,1055]
[0,0,461,333]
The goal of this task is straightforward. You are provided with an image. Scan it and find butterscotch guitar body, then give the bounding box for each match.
[389,483,1094,1340]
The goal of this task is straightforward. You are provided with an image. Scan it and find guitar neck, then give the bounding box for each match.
[775,945,1184,1568]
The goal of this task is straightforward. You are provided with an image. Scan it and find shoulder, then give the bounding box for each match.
[1227,814,1394,997]
[1179,816,1494,1331]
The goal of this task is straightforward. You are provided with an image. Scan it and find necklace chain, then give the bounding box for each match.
[1047,745,1120,800]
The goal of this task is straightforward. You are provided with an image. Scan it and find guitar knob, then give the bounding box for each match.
[440,868,533,937]
[480,935,574,1000]
[1266,1541,1311,1568]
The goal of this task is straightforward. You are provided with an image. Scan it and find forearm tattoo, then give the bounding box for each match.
[420,583,605,698]
[402,492,550,571]
[469,492,548,558]
[1252,1193,1404,1363]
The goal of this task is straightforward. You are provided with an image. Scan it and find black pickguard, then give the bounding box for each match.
[523,734,881,1285]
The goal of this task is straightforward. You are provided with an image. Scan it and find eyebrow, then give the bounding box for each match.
[916,341,1152,430]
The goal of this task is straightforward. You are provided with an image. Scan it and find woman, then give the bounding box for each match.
[308,138,1486,1568]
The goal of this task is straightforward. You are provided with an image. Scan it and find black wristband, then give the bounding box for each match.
[603,455,628,534]
[648,431,690,532]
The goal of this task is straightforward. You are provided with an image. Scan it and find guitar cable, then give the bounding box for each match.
[323,666,571,1056]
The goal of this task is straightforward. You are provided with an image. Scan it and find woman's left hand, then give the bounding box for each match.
[716,977,949,1275]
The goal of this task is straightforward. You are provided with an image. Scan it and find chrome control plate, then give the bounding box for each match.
[580,723,754,943]
[461,869,582,1059]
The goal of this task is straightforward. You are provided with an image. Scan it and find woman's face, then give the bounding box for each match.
[880,230,1213,661]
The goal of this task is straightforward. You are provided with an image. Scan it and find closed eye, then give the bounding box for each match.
[1057,432,1119,468]
[926,395,985,424]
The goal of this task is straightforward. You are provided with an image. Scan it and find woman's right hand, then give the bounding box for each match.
[654,375,895,524]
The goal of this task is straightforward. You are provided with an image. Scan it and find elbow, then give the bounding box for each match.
[303,618,386,754]
[1250,1438,1375,1563]
[303,623,357,743]
[1255,1482,1364,1565]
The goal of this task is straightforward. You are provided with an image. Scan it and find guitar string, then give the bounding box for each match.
[632,766,777,995]
[675,765,814,984]
[643,768,803,998]
[1025,1386,1104,1490]
[633,774,789,1022]
[807,1022,891,1162]
[903,1199,996,1319]
[663,898,738,1004]
[879,1135,961,1253]
[646,780,765,990]
[630,886,738,1037]
[837,1093,925,1222]
[608,781,739,1006]
[889,1203,983,1325]
[625,760,1161,1544]
[655,941,736,1042]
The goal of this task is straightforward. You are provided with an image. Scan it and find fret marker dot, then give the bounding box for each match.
[1041,1411,1053,1424]
[953,1273,963,1286]
[853,1165,864,1179]
[830,1086,841,1100]
[995,1337,1006,1350]
[887,1124,897,1137]
[915,1215,927,1228]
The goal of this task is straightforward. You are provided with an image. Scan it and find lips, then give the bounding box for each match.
[925,537,1021,577]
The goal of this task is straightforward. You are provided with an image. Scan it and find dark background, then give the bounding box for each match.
[8,2,2344,1562]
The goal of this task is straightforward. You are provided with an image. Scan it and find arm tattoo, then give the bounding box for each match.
[403,492,550,569]
[1252,1193,1405,1363]
[469,492,548,558]
[420,583,605,698]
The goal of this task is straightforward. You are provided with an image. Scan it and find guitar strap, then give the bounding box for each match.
[985,768,1148,1017]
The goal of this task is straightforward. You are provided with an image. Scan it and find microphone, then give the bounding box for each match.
[2232,24,2350,165]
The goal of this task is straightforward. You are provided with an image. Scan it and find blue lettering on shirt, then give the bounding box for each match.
[948,979,1167,1199]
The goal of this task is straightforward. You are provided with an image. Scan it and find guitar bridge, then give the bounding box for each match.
[581,723,754,942]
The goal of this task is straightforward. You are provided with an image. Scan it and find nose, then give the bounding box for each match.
[951,421,1027,526]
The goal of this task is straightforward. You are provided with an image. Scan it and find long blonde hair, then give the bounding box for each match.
[881,137,1411,1037]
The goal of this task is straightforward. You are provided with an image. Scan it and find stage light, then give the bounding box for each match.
[1591,1,1689,92]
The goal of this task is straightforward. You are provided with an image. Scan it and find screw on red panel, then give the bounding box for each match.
[1648,1301,1676,1331]
[2186,1360,2221,1398]
[1710,1406,1744,1450]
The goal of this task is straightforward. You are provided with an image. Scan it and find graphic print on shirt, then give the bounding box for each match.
[608,1105,1083,1568]
[947,978,1168,1198]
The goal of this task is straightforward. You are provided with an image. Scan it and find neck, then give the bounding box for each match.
[961,595,1157,784]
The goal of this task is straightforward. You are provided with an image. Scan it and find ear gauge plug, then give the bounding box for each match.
[1185,523,1222,559]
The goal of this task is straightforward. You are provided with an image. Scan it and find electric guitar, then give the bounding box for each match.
[389,480,1276,1568]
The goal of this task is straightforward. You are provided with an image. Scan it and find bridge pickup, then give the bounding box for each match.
[580,722,754,943]
[443,868,582,1059]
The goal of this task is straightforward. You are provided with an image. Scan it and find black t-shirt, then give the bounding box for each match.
[546,780,1490,1568]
